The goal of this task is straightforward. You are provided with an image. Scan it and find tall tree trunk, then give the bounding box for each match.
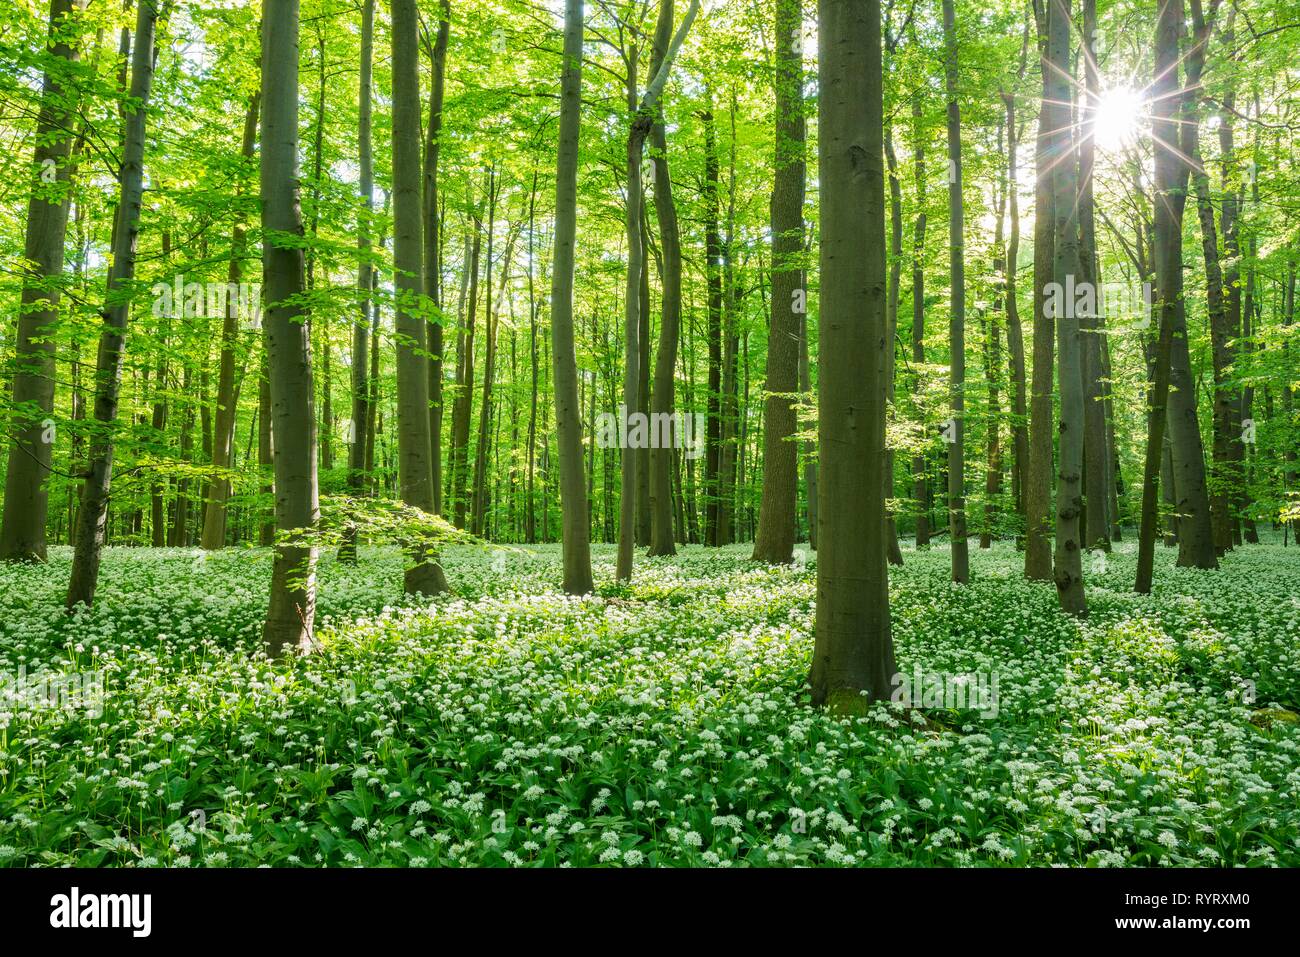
[884,120,904,566]
[1025,0,1055,581]
[550,0,594,593]
[808,0,897,711]
[1,0,88,563]
[451,216,482,528]
[941,0,969,584]
[1045,0,1087,615]
[259,0,320,654]
[1003,87,1029,545]
[646,1,685,558]
[1137,0,1219,591]
[392,0,447,595]
[66,0,158,610]
[752,0,804,564]
[616,0,699,581]
[910,97,929,549]
[423,2,450,515]
[202,93,261,550]
[340,0,375,563]
[1079,0,1110,552]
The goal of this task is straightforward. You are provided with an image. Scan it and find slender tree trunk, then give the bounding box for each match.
[1003,88,1029,545]
[646,0,687,557]
[340,0,375,563]
[1079,0,1110,552]
[1046,0,1087,616]
[259,0,320,654]
[752,0,804,564]
[66,0,158,610]
[941,0,969,584]
[910,97,929,549]
[884,122,904,566]
[202,93,261,550]
[424,2,450,515]
[550,0,594,593]
[1025,0,1055,580]
[392,0,447,595]
[808,0,896,712]
[616,0,699,581]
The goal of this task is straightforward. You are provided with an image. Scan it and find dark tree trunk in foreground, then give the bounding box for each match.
[808,0,897,712]
[259,0,320,655]
[1,0,87,563]
[66,0,159,611]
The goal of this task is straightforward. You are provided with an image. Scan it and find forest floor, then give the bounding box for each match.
[0,537,1296,867]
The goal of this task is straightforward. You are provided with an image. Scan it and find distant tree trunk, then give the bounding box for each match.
[202,93,261,550]
[635,205,652,547]
[884,121,904,566]
[170,365,195,546]
[799,289,817,548]
[808,0,897,711]
[423,1,450,515]
[752,0,804,564]
[1,0,88,563]
[910,97,930,549]
[941,0,969,584]
[703,113,723,549]
[1025,0,1055,581]
[259,0,320,655]
[451,217,482,528]
[257,345,275,545]
[66,0,158,610]
[1003,86,1029,545]
[340,0,375,563]
[392,0,447,595]
[550,0,594,594]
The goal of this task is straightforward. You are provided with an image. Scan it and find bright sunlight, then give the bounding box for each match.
[1092,85,1145,152]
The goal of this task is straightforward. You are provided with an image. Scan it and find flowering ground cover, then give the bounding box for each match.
[1,540,1296,867]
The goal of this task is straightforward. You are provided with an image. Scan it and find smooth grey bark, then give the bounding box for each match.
[392,0,447,595]
[66,0,158,611]
[615,0,699,581]
[423,1,450,516]
[202,92,261,550]
[647,0,686,557]
[340,0,375,563]
[259,0,320,655]
[1079,0,1110,552]
[1,0,88,563]
[550,0,594,594]
[807,0,897,712]
[1025,0,1055,581]
[941,0,969,584]
[1047,0,1086,616]
[751,0,804,564]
